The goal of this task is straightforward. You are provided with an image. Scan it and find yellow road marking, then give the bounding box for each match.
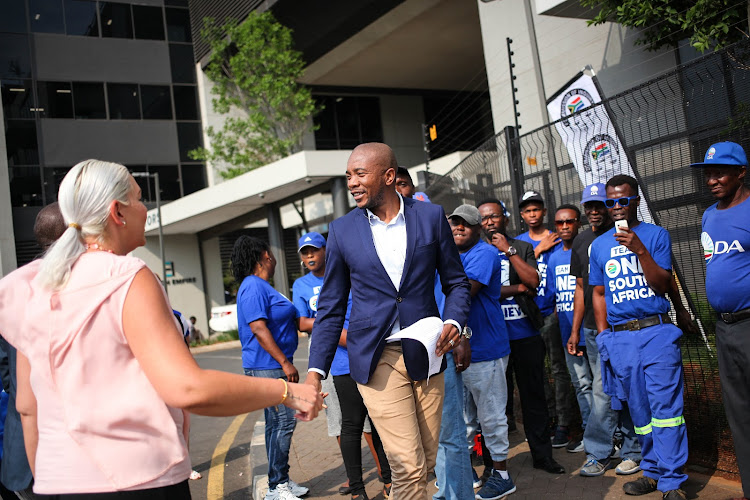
[206,413,249,500]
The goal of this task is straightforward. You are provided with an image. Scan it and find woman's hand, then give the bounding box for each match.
[282,360,299,383]
[284,382,325,421]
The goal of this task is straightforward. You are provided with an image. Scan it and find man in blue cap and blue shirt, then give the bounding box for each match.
[692,141,750,499]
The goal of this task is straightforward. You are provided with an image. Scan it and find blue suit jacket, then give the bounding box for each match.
[309,197,471,384]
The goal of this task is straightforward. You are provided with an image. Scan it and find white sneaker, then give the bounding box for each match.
[285,479,309,497]
[265,483,303,500]
[616,459,642,475]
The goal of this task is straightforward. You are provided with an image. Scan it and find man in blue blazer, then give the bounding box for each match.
[307,143,471,499]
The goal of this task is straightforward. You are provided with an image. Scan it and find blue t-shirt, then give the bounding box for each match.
[237,275,299,370]
[547,247,584,346]
[589,222,672,326]
[516,232,560,316]
[460,241,510,362]
[292,272,352,376]
[499,251,539,341]
[702,197,750,313]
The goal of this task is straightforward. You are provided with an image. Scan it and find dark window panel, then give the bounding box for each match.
[313,96,337,150]
[29,0,64,33]
[173,85,197,120]
[128,165,152,200]
[335,97,360,149]
[169,43,195,83]
[0,0,28,34]
[10,167,43,207]
[177,122,202,162]
[107,83,139,119]
[64,0,99,36]
[132,5,164,40]
[180,164,206,195]
[140,85,172,119]
[0,34,32,78]
[72,82,106,119]
[164,0,188,6]
[37,81,73,118]
[2,80,34,119]
[5,121,39,166]
[42,166,71,203]
[149,165,180,200]
[100,2,132,39]
[165,8,190,42]
[358,97,383,143]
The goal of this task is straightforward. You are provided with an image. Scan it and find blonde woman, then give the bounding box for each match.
[0,160,323,499]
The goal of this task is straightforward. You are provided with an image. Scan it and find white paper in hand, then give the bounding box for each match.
[386,316,445,379]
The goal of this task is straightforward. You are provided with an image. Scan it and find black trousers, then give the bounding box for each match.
[35,480,190,500]
[509,334,553,462]
[333,374,391,496]
[716,317,750,496]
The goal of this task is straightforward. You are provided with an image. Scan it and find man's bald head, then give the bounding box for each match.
[34,202,66,250]
[348,143,398,174]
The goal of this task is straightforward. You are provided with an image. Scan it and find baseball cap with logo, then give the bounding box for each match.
[297,232,326,252]
[518,190,545,209]
[690,141,748,168]
[448,204,481,226]
[581,183,606,204]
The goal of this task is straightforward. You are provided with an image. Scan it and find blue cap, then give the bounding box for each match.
[691,142,748,168]
[297,232,326,252]
[414,191,431,203]
[581,183,606,204]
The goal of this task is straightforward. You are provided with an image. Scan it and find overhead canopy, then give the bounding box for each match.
[144,150,352,237]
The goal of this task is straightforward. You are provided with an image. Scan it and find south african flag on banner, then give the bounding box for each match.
[591,142,611,161]
[567,96,584,114]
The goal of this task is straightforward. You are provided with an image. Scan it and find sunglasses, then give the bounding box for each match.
[554,218,578,226]
[604,196,639,208]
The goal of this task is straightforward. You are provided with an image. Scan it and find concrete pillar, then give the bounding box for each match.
[0,102,18,277]
[267,203,289,297]
[331,177,349,219]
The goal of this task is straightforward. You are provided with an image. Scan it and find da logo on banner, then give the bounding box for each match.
[560,88,594,127]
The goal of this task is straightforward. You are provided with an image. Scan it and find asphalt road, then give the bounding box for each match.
[188,338,310,500]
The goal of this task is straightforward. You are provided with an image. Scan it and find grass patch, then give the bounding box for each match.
[190,330,239,347]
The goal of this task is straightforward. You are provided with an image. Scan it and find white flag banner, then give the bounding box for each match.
[547,73,653,224]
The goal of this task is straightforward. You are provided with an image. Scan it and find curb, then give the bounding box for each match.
[250,419,269,500]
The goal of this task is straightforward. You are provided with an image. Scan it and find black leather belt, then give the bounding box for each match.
[720,307,750,324]
[611,313,671,332]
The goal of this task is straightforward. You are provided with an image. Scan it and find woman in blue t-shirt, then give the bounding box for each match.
[232,236,309,500]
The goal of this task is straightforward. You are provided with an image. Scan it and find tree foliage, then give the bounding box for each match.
[580,0,748,53]
[189,13,317,179]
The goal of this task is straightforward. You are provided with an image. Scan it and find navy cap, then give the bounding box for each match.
[581,183,606,204]
[297,232,326,252]
[519,190,544,209]
[690,142,748,168]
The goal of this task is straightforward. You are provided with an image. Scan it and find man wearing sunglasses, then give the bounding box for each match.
[692,141,750,499]
[588,175,688,500]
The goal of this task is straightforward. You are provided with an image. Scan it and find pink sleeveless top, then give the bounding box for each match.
[0,253,191,494]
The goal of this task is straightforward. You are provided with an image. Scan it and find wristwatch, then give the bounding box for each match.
[505,246,518,257]
[461,326,472,339]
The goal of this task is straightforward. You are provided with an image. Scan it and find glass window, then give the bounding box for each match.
[100,2,132,39]
[10,167,43,207]
[42,166,71,203]
[164,0,188,6]
[37,81,74,118]
[64,0,98,36]
[128,165,151,200]
[180,164,206,195]
[132,5,164,40]
[149,165,180,200]
[165,8,191,42]
[107,83,139,119]
[169,43,195,83]
[2,80,34,119]
[140,85,172,119]
[177,122,201,162]
[0,0,28,34]
[335,97,360,149]
[313,96,337,150]
[30,0,64,33]
[358,97,383,143]
[0,34,32,78]
[72,82,106,119]
[5,121,39,166]
[173,85,197,120]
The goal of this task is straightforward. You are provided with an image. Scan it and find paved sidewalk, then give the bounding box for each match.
[253,414,742,500]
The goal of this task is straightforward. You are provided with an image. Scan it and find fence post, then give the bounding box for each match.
[504,126,524,227]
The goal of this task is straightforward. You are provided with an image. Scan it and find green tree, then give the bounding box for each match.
[189,13,318,179]
[580,0,748,52]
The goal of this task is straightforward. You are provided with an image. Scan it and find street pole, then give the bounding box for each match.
[154,172,167,295]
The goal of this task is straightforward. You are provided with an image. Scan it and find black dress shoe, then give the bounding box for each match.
[533,457,565,474]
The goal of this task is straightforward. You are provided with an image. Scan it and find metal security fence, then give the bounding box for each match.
[427,39,750,476]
